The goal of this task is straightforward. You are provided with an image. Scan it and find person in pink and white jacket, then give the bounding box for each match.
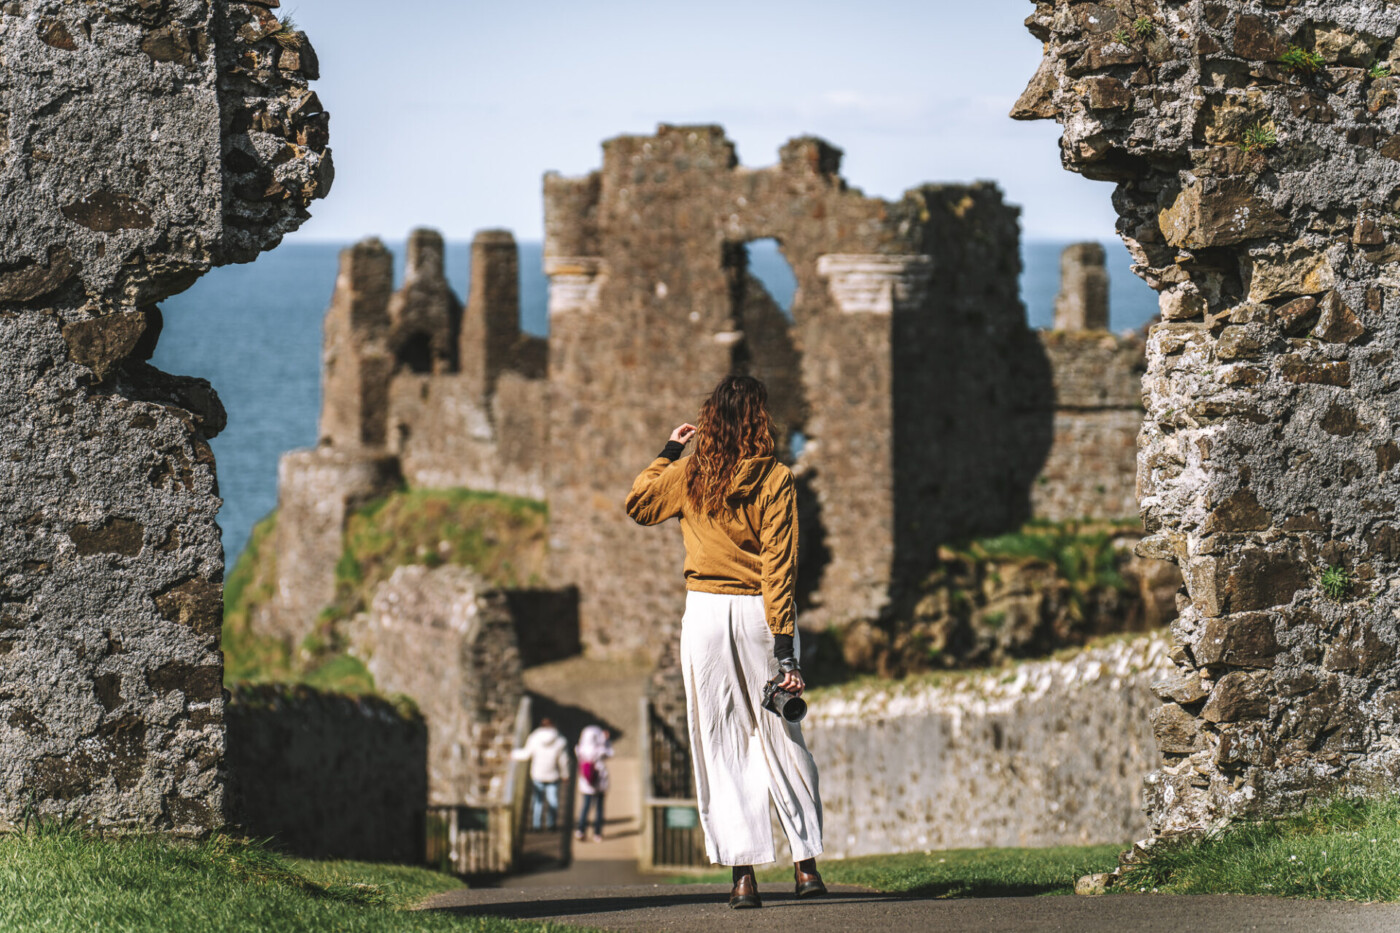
[574,725,614,841]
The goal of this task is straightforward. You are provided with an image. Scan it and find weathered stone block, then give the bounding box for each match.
[1201,671,1270,723]
[1159,179,1289,249]
[1152,702,1205,754]
[1195,613,1280,669]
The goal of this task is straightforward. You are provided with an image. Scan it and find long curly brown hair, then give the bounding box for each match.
[685,375,776,517]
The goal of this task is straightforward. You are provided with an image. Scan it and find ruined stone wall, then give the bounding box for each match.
[1032,330,1145,521]
[1054,242,1111,330]
[352,566,524,806]
[1019,0,1400,834]
[0,0,329,832]
[257,229,548,643]
[225,683,426,862]
[544,125,1050,656]
[770,634,1171,860]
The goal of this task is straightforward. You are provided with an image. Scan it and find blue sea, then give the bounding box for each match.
[151,238,1158,568]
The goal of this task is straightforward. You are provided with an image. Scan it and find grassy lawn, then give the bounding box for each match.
[0,831,592,933]
[1118,796,1400,900]
[675,843,1124,897]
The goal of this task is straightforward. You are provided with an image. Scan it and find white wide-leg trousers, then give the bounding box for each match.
[680,590,823,866]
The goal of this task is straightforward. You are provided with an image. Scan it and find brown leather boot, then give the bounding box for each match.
[728,868,762,909]
[795,860,827,898]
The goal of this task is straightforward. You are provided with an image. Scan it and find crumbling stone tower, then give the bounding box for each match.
[258,229,549,643]
[0,0,330,832]
[1018,0,1400,832]
[544,125,1051,656]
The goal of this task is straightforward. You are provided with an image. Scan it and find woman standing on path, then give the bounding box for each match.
[625,375,825,910]
[575,725,614,842]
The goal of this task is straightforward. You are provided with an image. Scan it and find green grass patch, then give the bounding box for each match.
[222,488,548,693]
[1279,45,1325,74]
[1239,120,1277,153]
[1119,796,1400,900]
[674,844,1123,897]
[947,518,1136,624]
[335,487,548,619]
[0,831,593,932]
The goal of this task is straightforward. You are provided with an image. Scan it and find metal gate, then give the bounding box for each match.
[639,697,706,870]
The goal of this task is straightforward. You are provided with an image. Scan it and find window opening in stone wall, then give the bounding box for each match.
[745,238,797,321]
[399,332,434,374]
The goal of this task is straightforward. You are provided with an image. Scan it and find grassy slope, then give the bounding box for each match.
[676,844,1124,897]
[222,488,547,693]
[0,832,592,933]
[1118,797,1400,900]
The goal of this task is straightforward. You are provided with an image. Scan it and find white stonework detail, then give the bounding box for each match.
[816,254,935,314]
[545,257,607,316]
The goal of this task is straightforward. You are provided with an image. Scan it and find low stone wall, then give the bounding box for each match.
[225,683,426,863]
[788,634,1171,860]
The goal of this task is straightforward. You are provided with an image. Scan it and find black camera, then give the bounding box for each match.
[761,676,807,723]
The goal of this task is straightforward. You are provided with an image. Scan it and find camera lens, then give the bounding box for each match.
[777,692,806,723]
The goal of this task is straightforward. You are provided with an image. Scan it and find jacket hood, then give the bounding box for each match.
[728,456,776,500]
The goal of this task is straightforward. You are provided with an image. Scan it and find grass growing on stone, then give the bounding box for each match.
[1279,45,1325,74]
[335,487,549,616]
[222,488,548,692]
[949,518,1137,621]
[0,830,592,933]
[675,844,1123,897]
[1117,796,1400,900]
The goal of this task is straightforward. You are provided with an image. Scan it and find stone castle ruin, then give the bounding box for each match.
[12,0,1397,852]
[0,0,330,832]
[1018,0,1400,836]
[264,126,1151,673]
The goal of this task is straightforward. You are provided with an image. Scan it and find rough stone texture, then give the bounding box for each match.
[768,634,1171,860]
[225,683,426,862]
[1054,242,1110,330]
[352,566,525,806]
[0,0,329,833]
[544,125,1051,656]
[1031,330,1146,521]
[1018,0,1400,834]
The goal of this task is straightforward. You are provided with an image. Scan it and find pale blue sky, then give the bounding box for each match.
[287,0,1118,243]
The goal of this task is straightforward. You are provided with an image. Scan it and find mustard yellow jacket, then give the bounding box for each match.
[625,453,797,638]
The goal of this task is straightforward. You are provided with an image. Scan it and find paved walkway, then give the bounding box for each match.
[516,655,655,888]
[425,884,1400,932]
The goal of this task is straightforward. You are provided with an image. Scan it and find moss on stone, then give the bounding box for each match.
[223,488,547,696]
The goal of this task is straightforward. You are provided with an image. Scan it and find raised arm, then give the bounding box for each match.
[624,424,695,526]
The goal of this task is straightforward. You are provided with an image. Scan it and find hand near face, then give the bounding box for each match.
[670,423,697,445]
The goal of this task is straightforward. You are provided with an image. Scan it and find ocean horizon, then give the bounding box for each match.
[151,237,1158,569]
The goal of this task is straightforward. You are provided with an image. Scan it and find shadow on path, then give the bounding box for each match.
[424,884,1400,933]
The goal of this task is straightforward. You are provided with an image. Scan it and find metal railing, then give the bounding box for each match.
[424,696,536,877]
[639,696,707,871]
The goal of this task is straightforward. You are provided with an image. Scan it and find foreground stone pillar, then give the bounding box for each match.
[1017,0,1400,834]
[0,0,331,832]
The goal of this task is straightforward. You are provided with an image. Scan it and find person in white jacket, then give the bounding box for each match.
[574,725,614,841]
[512,718,570,831]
